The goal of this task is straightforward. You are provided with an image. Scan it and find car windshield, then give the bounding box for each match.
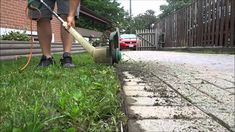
[120,34,137,39]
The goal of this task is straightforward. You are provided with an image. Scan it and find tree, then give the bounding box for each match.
[78,0,127,31]
[159,0,193,17]
[78,1,158,34]
[123,10,158,34]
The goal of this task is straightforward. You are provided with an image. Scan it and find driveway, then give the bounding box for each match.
[117,51,235,132]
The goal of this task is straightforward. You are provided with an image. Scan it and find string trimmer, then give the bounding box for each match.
[28,0,121,64]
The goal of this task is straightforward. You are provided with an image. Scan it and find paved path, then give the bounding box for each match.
[117,51,234,132]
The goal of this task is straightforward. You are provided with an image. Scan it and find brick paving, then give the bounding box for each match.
[117,51,235,132]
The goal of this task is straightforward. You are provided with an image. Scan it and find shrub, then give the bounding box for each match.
[0,31,30,41]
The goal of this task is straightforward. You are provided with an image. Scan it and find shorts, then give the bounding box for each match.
[28,0,69,20]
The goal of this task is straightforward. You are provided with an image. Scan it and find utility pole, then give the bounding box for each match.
[129,0,133,34]
[129,0,132,18]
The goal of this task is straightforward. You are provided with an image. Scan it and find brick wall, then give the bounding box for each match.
[0,0,62,42]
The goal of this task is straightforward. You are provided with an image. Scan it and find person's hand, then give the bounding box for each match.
[67,16,75,29]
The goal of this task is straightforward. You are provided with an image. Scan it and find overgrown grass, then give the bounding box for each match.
[0,53,126,132]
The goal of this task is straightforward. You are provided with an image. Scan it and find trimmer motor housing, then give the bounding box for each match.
[109,28,122,64]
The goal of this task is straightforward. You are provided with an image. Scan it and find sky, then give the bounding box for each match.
[116,0,168,16]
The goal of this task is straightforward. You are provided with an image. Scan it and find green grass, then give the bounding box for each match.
[0,53,126,132]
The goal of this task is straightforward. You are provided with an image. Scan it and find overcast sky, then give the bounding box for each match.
[116,0,168,16]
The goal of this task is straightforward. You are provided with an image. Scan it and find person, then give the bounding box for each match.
[29,0,80,68]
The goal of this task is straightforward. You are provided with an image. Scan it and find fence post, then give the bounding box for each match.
[155,28,159,49]
[224,0,229,47]
[211,0,216,46]
[230,0,235,46]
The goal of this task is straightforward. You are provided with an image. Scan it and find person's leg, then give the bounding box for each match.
[28,0,56,67]
[59,15,75,68]
[60,15,73,53]
[37,18,52,58]
[36,18,56,67]
[57,0,77,68]
[57,0,74,53]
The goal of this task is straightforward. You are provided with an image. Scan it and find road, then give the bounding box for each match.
[117,51,235,132]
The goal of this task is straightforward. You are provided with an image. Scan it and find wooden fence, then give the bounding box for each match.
[136,29,157,50]
[0,41,85,60]
[155,0,235,48]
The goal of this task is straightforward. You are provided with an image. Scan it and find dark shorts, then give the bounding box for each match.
[29,0,69,20]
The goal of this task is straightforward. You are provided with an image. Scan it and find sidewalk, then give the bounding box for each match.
[117,51,234,132]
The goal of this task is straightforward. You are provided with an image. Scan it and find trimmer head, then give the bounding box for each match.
[93,29,122,65]
[109,28,122,64]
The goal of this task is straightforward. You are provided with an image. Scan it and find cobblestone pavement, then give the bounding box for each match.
[117,51,235,132]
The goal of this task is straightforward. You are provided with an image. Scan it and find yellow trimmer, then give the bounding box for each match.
[30,0,121,64]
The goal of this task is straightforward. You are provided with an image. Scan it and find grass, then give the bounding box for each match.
[0,53,126,132]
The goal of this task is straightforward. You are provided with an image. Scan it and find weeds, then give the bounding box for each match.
[0,53,126,131]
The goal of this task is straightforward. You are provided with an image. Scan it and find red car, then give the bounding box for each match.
[119,34,139,50]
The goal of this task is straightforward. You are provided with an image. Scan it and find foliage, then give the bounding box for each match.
[122,10,158,34]
[0,53,126,131]
[78,1,158,34]
[77,16,107,32]
[79,0,127,31]
[92,31,110,47]
[0,31,30,41]
[159,0,193,18]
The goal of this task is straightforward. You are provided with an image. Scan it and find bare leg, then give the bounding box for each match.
[60,15,73,53]
[37,18,52,58]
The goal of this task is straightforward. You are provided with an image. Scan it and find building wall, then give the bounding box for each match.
[0,0,62,42]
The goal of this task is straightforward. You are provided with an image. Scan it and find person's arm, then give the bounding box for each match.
[67,0,80,28]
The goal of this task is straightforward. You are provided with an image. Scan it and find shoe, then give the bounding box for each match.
[60,52,76,68]
[37,55,55,67]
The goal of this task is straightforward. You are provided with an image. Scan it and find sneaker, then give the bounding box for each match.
[37,55,55,67]
[60,52,76,68]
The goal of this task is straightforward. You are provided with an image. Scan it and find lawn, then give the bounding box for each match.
[0,53,125,132]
